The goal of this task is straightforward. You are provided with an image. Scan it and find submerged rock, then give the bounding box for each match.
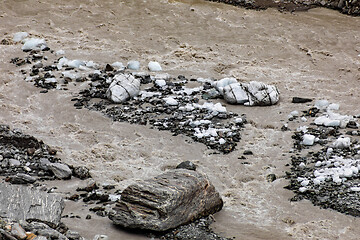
[106,73,140,103]
[109,169,223,231]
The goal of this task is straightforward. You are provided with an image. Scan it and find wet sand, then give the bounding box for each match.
[1,0,360,239]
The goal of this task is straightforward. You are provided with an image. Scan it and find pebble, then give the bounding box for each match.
[93,235,109,240]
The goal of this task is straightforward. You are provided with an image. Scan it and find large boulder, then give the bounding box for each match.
[0,183,64,227]
[106,73,140,103]
[109,169,223,231]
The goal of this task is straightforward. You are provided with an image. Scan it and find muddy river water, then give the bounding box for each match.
[0,0,360,239]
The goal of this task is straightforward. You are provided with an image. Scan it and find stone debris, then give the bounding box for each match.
[286,100,360,217]
[0,125,90,181]
[109,169,223,231]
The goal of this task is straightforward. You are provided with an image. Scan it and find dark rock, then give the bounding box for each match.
[155,216,232,240]
[109,169,223,231]
[266,174,277,182]
[104,64,114,72]
[292,97,312,103]
[48,163,72,179]
[176,161,196,171]
[243,150,253,155]
[8,173,36,184]
[73,166,91,179]
[0,183,64,226]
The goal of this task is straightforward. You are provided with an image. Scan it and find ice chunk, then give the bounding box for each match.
[244,81,280,106]
[333,136,351,149]
[302,134,315,146]
[13,32,28,42]
[213,78,238,95]
[299,187,307,192]
[155,79,166,87]
[111,62,125,70]
[328,103,340,111]
[219,138,226,145]
[55,50,65,56]
[163,97,178,106]
[21,38,48,51]
[127,60,140,70]
[106,73,140,103]
[315,99,329,110]
[86,61,98,68]
[148,61,162,72]
[67,60,85,68]
[223,83,248,104]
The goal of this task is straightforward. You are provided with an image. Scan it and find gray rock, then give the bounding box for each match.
[9,159,21,167]
[11,223,27,240]
[0,183,64,226]
[109,169,223,231]
[9,173,36,184]
[176,161,196,171]
[48,163,72,179]
[65,230,81,240]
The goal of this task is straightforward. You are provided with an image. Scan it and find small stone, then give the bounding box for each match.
[266,174,277,182]
[243,150,253,155]
[11,223,27,240]
[104,64,114,72]
[148,61,162,72]
[292,97,312,103]
[48,163,72,179]
[86,215,91,220]
[176,161,196,171]
[65,230,81,240]
[9,159,21,167]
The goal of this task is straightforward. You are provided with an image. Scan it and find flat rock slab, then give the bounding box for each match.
[0,183,64,226]
[109,169,223,231]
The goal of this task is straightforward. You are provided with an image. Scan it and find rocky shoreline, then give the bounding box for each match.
[207,0,360,15]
